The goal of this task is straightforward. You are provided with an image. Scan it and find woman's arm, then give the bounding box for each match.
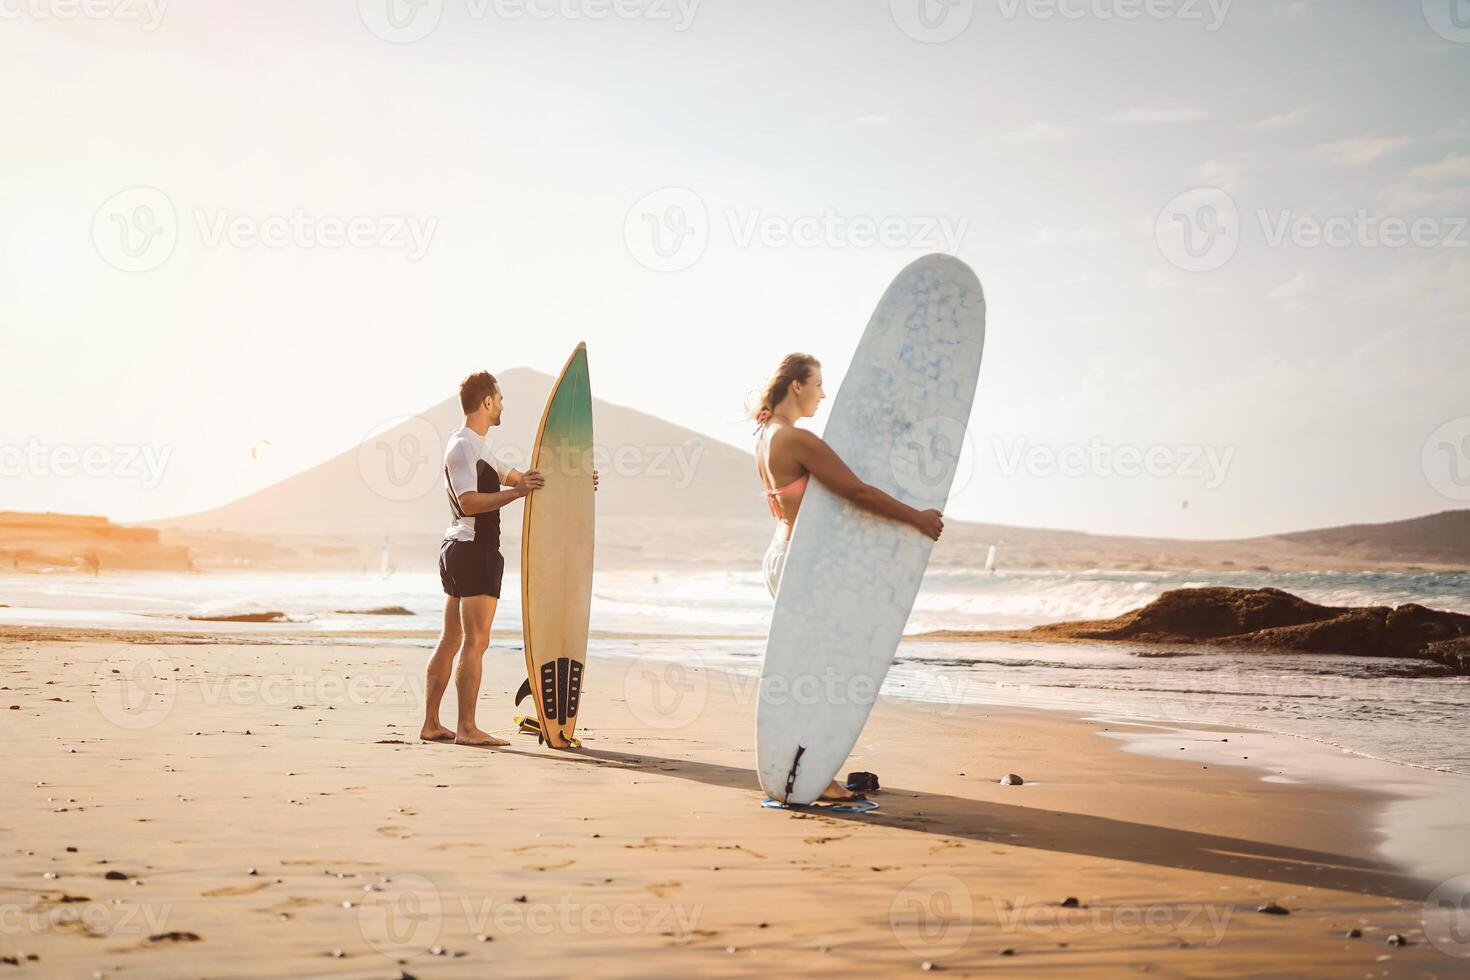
[789,430,944,540]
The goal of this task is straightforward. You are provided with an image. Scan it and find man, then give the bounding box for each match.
[421,371,542,746]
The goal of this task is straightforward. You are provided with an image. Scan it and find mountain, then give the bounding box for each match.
[150,368,1470,573]
[1267,509,1470,565]
[155,368,774,567]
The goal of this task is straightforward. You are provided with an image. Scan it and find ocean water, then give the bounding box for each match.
[2,568,1467,774]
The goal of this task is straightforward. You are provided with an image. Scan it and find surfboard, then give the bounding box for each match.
[756,255,986,804]
[515,343,595,750]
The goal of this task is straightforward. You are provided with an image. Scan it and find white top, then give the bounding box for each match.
[443,426,514,542]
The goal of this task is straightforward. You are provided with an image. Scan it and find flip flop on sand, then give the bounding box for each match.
[761,797,879,814]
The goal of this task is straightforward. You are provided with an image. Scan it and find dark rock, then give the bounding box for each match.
[1427,637,1470,674]
[1386,934,1408,946]
[1345,928,1362,938]
[1000,774,1024,786]
[104,871,128,881]
[1060,897,1081,908]
[147,931,201,943]
[1031,587,1470,673]
[1257,902,1290,915]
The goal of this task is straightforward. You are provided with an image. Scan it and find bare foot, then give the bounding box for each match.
[455,727,510,747]
[420,724,456,743]
[818,779,856,802]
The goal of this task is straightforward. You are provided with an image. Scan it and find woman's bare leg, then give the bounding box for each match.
[420,596,462,742]
[819,779,856,801]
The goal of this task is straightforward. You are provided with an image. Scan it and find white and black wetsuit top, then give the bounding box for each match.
[443,426,514,547]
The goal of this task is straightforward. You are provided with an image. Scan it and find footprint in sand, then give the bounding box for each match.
[202,882,271,897]
[375,826,409,838]
[646,881,682,898]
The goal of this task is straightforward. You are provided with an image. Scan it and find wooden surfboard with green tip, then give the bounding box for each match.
[515,343,595,749]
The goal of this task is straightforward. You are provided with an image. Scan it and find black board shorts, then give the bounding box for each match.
[439,538,505,599]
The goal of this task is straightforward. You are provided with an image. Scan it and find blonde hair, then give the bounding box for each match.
[750,353,820,425]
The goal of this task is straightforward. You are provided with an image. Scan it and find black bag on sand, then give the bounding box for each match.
[846,771,880,794]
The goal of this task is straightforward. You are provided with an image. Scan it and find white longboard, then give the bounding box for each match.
[756,254,986,804]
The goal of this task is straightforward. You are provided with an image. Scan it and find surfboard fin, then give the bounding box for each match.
[514,715,543,744]
[514,678,533,706]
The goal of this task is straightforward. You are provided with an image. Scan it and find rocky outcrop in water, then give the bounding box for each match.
[1032,587,1470,674]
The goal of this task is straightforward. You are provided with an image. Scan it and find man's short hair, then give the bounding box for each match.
[459,371,499,414]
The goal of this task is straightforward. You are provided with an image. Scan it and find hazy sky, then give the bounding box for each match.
[3,0,1467,538]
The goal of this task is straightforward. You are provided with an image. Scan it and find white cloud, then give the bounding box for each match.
[1410,154,1470,182]
[1317,135,1412,168]
[1248,104,1317,130]
[1030,226,1120,247]
[1001,121,1076,144]
[1196,158,1245,192]
[1379,154,1470,211]
[1105,106,1210,125]
[1267,270,1309,312]
[856,113,890,127]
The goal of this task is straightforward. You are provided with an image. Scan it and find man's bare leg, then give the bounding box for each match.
[420,596,462,742]
[454,594,509,747]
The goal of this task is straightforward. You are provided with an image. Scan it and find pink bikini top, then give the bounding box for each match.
[756,418,808,520]
[763,473,809,520]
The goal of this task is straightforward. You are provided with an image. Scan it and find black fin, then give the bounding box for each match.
[515,677,532,706]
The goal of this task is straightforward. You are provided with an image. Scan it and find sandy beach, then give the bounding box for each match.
[1,632,1460,978]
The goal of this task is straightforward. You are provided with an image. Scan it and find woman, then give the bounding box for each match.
[753,354,944,802]
[754,353,944,600]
